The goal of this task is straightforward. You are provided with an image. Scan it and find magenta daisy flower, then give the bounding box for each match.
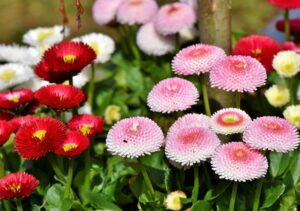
[92,0,123,26]
[154,3,196,35]
[210,108,251,135]
[106,117,164,158]
[211,142,268,182]
[147,77,199,113]
[117,0,158,25]
[209,56,267,92]
[172,44,226,75]
[243,116,300,152]
[165,127,220,167]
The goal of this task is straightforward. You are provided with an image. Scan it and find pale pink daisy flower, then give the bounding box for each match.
[210,108,251,135]
[92,0,123,26]
[116,0,158,25]
[243,116,300,152]
[137,22,175,56]
[211,142,268,182]
[147,77,199,113]
[172,44,226,75]
[154,3,196,35]
[106,117,164,158]
[210,56,267,93]
[165,127,220,167]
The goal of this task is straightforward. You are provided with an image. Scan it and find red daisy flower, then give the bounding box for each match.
[54,131,90,157]
[267,0,300,9]
[34,84,85,110]
[0,89,33,109]
[0,112,15,121]
[14,117,67,160]
[0,120,13,146]
[0,172,39,199]
[232,34,281,73]
[10,116,41,132]
[276,19,300,35]
[68,114,104,138]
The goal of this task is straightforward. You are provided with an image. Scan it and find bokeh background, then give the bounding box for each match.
[0,0,278,44]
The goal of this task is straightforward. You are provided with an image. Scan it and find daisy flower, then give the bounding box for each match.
[10,116,41,132]
[92,0,123,26]
[264,85,290,107]
[0,44,35,65]
[283,105,300,128]
[272,51,300,77]
[276,19,300,35]
[267,0,300,9]
[165,190,187,211]
[0,89,33,110]
[104,105,121,125]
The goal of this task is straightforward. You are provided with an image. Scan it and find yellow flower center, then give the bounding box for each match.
[252,48,262,61]
[105,105,121,124]
[235,149,246,158]
[33,130,47,141]
[8,95,20,103]
[80,124,91,136]
[37,29,55,44]
[63,55,76,64]
[89,41,101,56]
[0,69,16,81]
[222,114,239,124]
[7,184,21,193]
[281,63,295,74]
[63,143,78,152]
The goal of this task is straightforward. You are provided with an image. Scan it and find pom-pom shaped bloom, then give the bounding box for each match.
[0,44,35,65]
[276,19,300,35]
[22,25,70,47]
[105,105,121,125]
[232,34,280,72]
[117,0,158,25]
[0,112,14,121]
[147,77,199,113]
[243,116,299,152]
[73,33,115,63]
[172,44,226,75]
[14,117,67,160]
[0,89,33,110]
[34,84,85,110]
[106,117,164,158]
[92,0,123,25]
[154,3,196,35]
[0,63,33,90]
[267,0,300,9]
[265,85,290,107]
[210,56,267,93]
[137,22,175,56]
[10,116,41,132]
[272,51,300,77]
[0,172,39,199]
[283,105,300,129]
[54,131,90,157]
[68,114,104,138]
[165,190,187,211]
[166,127,220,167]
[211,142,268,182]
[0,121,13,146]
[210,108,251,135]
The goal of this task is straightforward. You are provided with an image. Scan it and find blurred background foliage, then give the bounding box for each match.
[0,0,278,44]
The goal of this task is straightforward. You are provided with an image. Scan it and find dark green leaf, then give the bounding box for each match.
[191,200,212,211]
[204,181,231,201]
[261,181,285,209]
[85,192,122,211]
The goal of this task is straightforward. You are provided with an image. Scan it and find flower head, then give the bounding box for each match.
[265,85,290,107]
[137,22,175,56]
[276,19,300,35]
[14,117,67,160]
[0,89,33,110]
[283,105,300,128]
[0,44,36,65]
[34,84,85,110]
[68,114,104,138]
[92,0,123,25]
[105,105,121,125]
[117,0,158,25]
[267,0,300,9]
[243,116,299,152]
[232,34,280,72]
[106,117,164,158]
[210,56,267,92]
[272,51,300,77]
[0,172,39,199]
[165,190,187,211]
[210,108,251,135]
[54,131,90,157]
[165,127,220,167]
[211,142,268,182]
[10,116,41,132]
[172,44,226,75]
[0,121,13,146]
[147,77,199,113]
[154,3,196,35]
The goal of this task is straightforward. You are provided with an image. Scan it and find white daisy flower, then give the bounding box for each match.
[16,77,50,91]
[0,44,36,65]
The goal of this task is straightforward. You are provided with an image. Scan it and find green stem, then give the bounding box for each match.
[235,92,241,109]
[192,165,200,204]
[88,63,95,110]
[47,155,66,182]
[0,153,11,211]
[83,149,91,192]
[229,182,238,211]
[284,9,290,41]
[202,163,212,189]
[15,198,23,211]
[140,163,155,199]
[288,78,297,105]
[252,178,264,211]
[64,158,75,198]
[200,75,211,116]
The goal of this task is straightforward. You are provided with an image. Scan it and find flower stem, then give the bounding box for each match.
[200,75,211,116]
[252,178,264,211]
[192,165,200,204]
[202,163,212,189]
[139,162,155,199]
[235,92,241,109]
[83,149,91,192]
[64,158,74,198]
[229,182,238,211]
[284,9,290,41]
[47,155,66,182]
[88,63,95,110]
[15,198,23,211]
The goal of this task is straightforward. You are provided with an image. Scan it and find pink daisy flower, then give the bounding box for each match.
[165,127,220,167]
[117,0,158,25]
[172,44,226,75]
[154,3,196,35]
[210,56,267,93]
[147,77,199,113]
[211,142,268,182]
[92,0,123,26]
[106,117,164,158]
[243,116,300,152]
[137,22,175,56]
[210,108,251,135]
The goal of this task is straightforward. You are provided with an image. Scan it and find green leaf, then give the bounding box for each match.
[204,181,231,201]
[140,151,168,171]
[261,181,285,209]
[45,184,73,211]
[269,152,291,178]
[279,189,297,211]
[191,200,212,211]
[126,66,144,91]
[95,90,113,115]
[85,192,122,211]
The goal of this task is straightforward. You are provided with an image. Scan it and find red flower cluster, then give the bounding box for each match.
[10,116,41,132]
[267,0,300,9]
[0,89,33,109]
